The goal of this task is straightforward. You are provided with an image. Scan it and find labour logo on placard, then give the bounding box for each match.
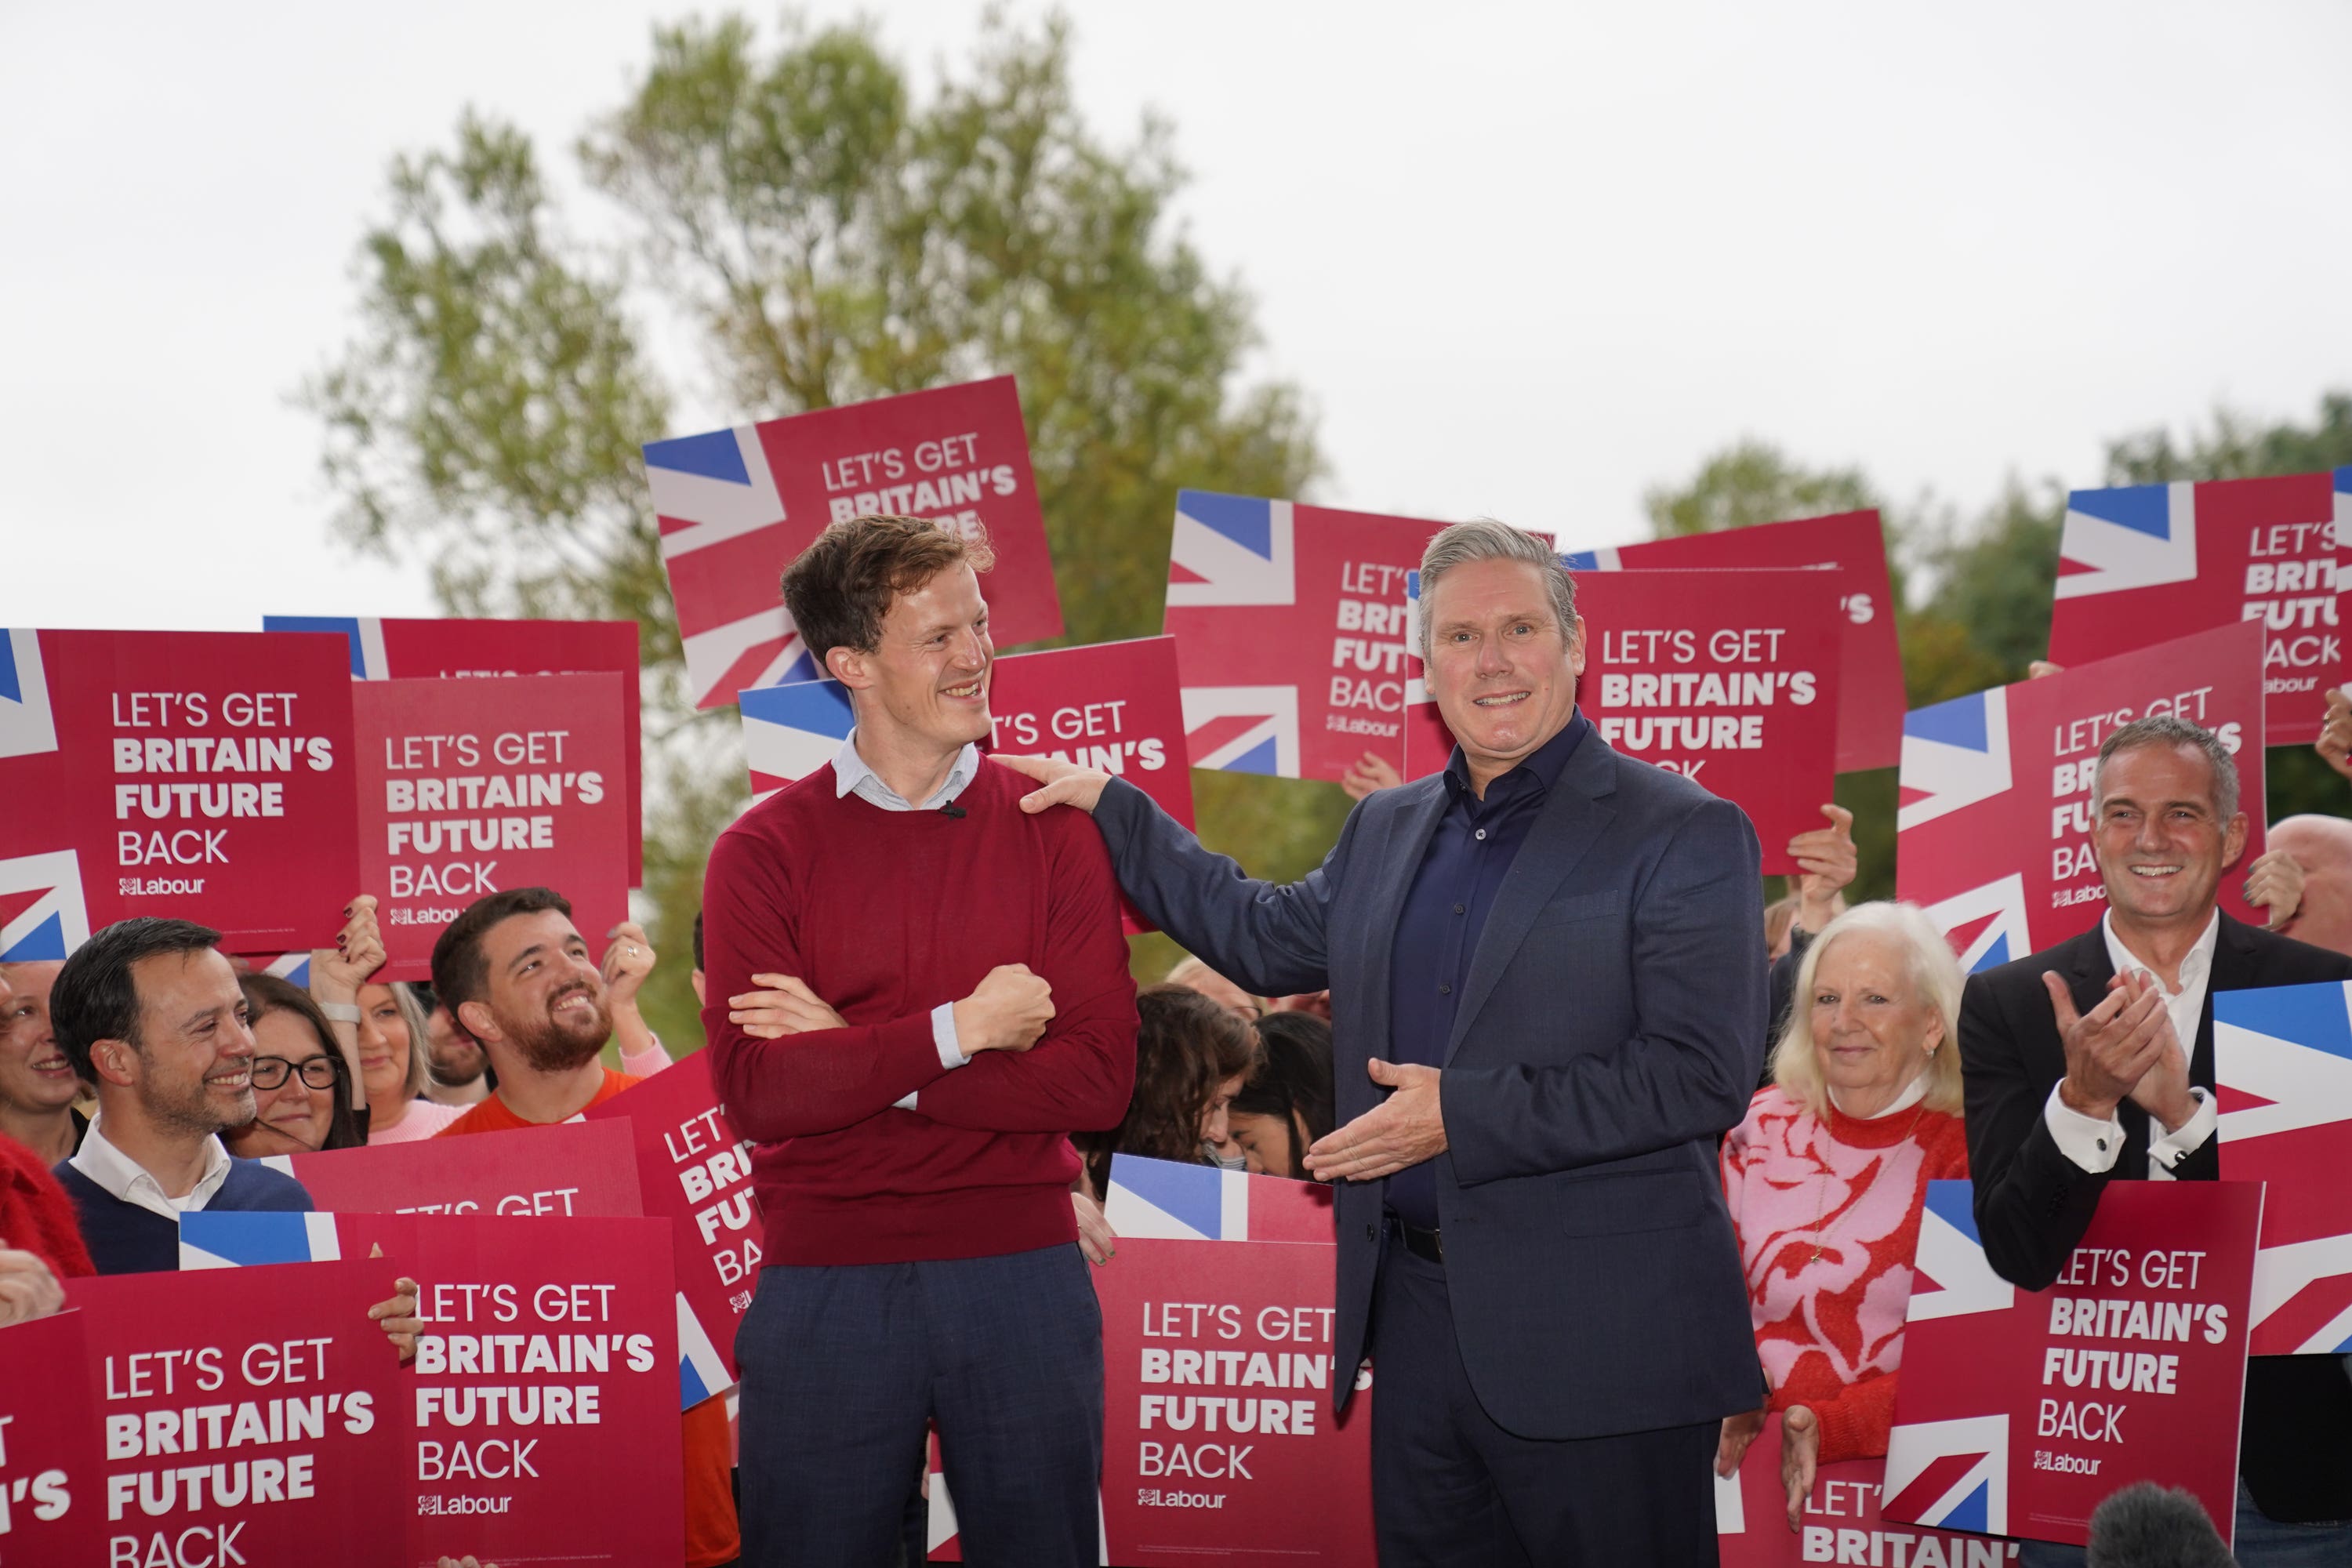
[263,615,392,679]
[2216,980,2352,1354]
[739,680,857,803]
[0,626,58,760]
[0,849,89,962]
[1167,492,1298,610]
[1898,688,2013,832]
[644,425,818,710]
[2053,483,2198,600]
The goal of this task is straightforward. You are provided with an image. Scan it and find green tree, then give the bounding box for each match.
[310,12,1329,1047]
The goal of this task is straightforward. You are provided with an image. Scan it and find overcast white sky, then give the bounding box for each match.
[5,2,2349,634]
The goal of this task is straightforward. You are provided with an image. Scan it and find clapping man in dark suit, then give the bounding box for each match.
[1961,714,2352,1563]
[1004,520,1766,1565]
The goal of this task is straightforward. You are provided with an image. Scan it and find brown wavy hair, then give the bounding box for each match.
[1078,984,1260,1196]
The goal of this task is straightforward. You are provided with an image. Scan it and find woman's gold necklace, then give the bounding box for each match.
[1805,1098,1929,1267]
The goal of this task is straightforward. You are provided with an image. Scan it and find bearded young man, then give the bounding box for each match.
[427,887,741,1568]
[701,514,1137,1567]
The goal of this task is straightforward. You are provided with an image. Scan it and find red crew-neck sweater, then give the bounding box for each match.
[701,756,1138,1267]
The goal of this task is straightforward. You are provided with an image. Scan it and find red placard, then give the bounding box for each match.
[1883,1180,2259,1549]
[66,1260,405,1565]
[1163,490,1446,784]
[645,376,1062,710]
[0,1309,107,1563]
[1897,621,2268,974]
[0,628,359,954]
[1403,569,1842,873]
[354,673,630,981]
[1715,1423,2020,1567]
[1566,511,1902,773]
[582,1052,759,1399]
[266,615,646,884]
[2047,473,2343,747]
[256,1118,645,1219]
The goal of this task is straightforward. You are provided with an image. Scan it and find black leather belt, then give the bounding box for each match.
[1391,1215,1444,1265]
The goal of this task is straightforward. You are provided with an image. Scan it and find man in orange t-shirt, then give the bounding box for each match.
[432,886,740,1568]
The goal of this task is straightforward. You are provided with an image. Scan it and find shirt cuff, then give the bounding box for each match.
[893,1004,968,1112]
[2147,1086,2216,1181]
[2043,1082,2125,1174]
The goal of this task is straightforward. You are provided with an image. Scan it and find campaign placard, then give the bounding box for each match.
[252,1117,645,1220]
[1897,620,2268,974]
[264,614,646,883]
[739,637,1193,931]
[927,1157,1360,1563]
[1715,1420,2020,1567]
[180,1212,684,1567]
[644,376,1062,710]
[65,1259,405,1567]
[354,673,630,980]
[1163,490,1446,783]
[581,1051,757,1403]
[0,1309,107,1564]
[1566,510,1902,772]
[0,628,359,953]
[2212,980,2352,1354]
[1882,1180,2258,1548]
[1400,568,1843,873]
[2047,471,2344,747]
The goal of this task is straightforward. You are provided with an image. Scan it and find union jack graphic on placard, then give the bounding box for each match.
[1882,1415,2009,1537]
[2053,482,2198,600]
[0,627,58,760]
[262,952,313,989]
[1923,874,2034,976]
[1102,1153,1333,1245]
[1166,492,1297,608]
[2215,980,2352,1354]
[1898,688,2013,832]
[644,426,816,710]
[0,850,89,963]
[737,679,856,803]
[261,615,390,680]
[1904,1179,2016,1323]
[179,1210,346,1270]
[1179,684,1301,776]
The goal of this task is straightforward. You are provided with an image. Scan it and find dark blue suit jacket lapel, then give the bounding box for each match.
[1443,735,1621,1064]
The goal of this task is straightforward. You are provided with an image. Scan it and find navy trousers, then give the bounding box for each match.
[736,1242,1104,1567]
[1370,1232,1721,1566]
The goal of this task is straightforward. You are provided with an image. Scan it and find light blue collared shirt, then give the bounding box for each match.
[834,728,977,1101]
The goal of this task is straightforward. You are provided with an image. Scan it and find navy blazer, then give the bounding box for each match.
[1092,731,1767,1441]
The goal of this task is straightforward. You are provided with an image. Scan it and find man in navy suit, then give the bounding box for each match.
[1004,519,1766,1564]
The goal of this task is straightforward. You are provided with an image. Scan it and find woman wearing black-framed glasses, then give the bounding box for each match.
[225,974,365,1156]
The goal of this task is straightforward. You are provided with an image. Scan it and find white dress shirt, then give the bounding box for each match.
[69,1118,234,1219]
[2042,910,2220,1179]
[833,729,976,1104]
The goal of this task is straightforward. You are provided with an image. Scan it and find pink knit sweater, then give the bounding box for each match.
[1719,1086,1969,1463]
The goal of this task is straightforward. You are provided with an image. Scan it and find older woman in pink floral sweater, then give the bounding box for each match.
[1719,902,1970,1531]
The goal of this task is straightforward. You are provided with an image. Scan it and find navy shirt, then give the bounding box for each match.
[1385,710,1591,1229]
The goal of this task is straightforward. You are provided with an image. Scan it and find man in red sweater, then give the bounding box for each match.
[702,514,1137,1566]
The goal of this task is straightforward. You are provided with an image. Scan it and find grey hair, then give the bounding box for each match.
[2092,714,2240,822]
[1415,520,1579,659]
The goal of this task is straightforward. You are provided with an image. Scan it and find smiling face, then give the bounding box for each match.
[1422,557,1584,788]
[463,909,611,1074]
[0,961,80,1116]
[354,982,411,1103]
[2094,742,2249,931]
[1808,930,1944,1112]
[230,1009,338,1156]
[114,948,256,1134]
[830,563,994,763]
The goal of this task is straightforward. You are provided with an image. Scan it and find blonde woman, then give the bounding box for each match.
[1716,902,1970,1530]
